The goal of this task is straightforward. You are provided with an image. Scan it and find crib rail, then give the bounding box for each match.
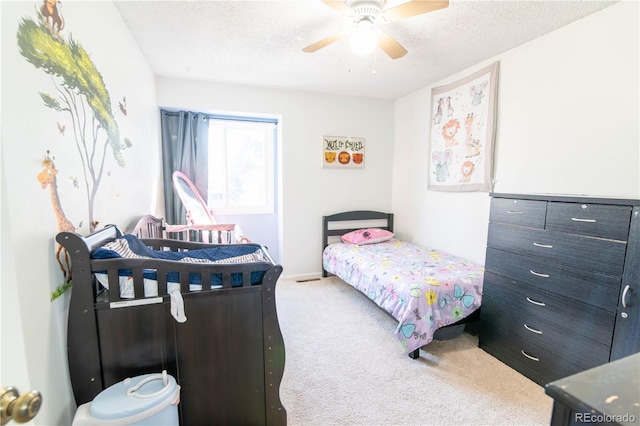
[92,256,273,304]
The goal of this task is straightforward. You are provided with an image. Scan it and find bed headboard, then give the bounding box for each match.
[126,214,165,239]
[322,210,394,275]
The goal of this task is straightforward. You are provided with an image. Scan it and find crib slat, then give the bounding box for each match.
[180,271,190,293]
[157,267,168,296]
[201,273,211,290]
[108,270,121,302]
[222,272,232,288]
[242,271,251,287]
[132,268,144,298]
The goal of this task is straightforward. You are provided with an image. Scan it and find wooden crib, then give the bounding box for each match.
[57,225,286,425]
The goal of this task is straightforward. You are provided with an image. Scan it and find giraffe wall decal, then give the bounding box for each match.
[37,151,75,282]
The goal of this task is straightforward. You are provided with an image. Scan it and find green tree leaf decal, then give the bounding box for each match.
[17,14,132,232]
[39,91,63,111]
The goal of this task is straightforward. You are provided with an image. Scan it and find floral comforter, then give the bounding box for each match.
[322,239,484,353]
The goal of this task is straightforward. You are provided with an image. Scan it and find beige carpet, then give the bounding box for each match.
[276,277,553,426]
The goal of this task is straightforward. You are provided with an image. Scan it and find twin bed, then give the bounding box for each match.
[58,224,286,425]
[322,210,484,358]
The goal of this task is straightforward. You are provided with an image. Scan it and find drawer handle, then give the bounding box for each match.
[526,297,546,307]
[521,350,539,362]
[533,242,553,249]
[506,210,524,215]
[621,285,631,308]
[530,270,550,278]
[524,324,542,334]
[571,217,596,223]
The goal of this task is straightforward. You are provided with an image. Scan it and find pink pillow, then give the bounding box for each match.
[341,228,394,245]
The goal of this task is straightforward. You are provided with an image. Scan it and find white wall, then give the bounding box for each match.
[156,79,395,277]
[1,1,637,423]
[1,2,159,424]
[392,0,639,266]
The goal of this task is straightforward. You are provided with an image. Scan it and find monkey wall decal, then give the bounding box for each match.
[41,0,64,41]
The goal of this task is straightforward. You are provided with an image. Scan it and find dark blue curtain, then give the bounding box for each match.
[160,110,209,224]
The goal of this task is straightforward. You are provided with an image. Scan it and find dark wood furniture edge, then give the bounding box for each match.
[611,205,640,360]
[544,384,604,424]
[544,353,640,426]
[491,192,640,205]
[57,225,123,404]
[262,263,287,425]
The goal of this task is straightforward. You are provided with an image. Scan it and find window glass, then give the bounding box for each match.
[207,119,275,214]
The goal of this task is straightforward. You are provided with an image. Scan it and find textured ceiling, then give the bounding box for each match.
[114,0,619,100]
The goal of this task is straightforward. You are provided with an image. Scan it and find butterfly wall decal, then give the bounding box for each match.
[119,96,127,115]
[68,176,78,189]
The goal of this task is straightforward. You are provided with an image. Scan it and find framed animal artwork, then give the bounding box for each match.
[322,135,365,168]
[428,62,499,192]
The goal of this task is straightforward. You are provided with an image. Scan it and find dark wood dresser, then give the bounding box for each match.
[479,193,640,386]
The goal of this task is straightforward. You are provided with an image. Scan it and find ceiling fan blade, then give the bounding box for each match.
[321,0,352,15]
[303,30,349,53]
[376,31,408,59]
[384,0,449,22]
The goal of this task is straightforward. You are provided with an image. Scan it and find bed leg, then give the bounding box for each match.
[409,349,420,359]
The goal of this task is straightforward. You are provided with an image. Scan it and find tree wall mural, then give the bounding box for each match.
[17,3,133,298]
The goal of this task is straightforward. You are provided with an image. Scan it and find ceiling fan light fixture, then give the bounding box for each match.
[350,20,377,55]
[307,0,446,59]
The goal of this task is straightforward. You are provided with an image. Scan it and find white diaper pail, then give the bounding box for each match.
[72,370,180,425]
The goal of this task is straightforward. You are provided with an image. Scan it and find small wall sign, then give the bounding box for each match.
[322,135,365,168]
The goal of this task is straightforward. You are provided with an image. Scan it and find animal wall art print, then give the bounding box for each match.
[322,135,365,169]
[428,62,499,192]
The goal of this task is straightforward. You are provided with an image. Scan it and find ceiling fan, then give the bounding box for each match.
[303,0,449,59]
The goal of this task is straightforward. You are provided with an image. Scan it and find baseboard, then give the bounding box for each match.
[280,272,323,282]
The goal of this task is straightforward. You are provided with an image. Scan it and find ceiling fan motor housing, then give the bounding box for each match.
[348,0,384,21]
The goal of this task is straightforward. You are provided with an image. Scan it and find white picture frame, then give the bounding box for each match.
[322,135,365,169]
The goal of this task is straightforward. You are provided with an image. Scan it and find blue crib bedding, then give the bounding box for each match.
[91,234,268,296]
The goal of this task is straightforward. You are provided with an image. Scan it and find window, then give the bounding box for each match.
[207,118,276,215]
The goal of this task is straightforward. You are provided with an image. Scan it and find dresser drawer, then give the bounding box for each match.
[482,272,615,345]
[490,198,547,229]
[546,202,632,241]
[485,248,621,311]
[480,295,611,369]
[487,223,627,276]
[479,320,585,386]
